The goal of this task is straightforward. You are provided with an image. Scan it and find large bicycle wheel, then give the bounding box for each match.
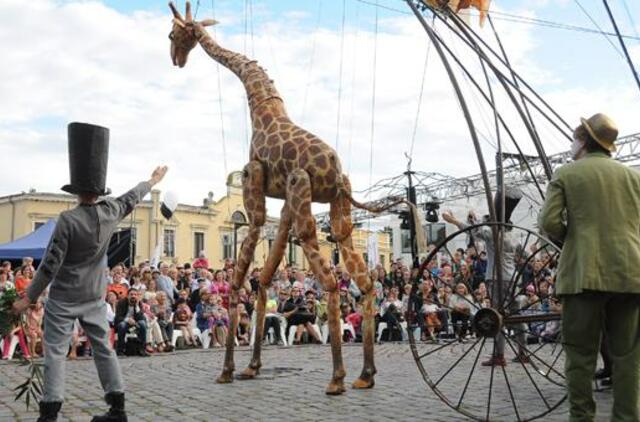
[407,223,566,421]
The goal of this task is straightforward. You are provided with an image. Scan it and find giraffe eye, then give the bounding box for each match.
[168,32,175,41]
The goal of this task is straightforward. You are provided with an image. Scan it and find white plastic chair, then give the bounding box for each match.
[320,320,354,344]
[249,313,287,346]
[377,321,410,342]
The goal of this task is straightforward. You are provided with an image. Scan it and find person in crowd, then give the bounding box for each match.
[140,267,153,289]
[538,113,640,420]
[129,272,146,292]
[237,287,253,317]
[143,277,158,302]
[115,288,149,357]
[281,284,321,345]
[264,296,285,345]
[107,270,129,300]
[177,267,193,292]
[192,251,209,271]
[204,292,229,347]
[2,261,13,282]
[0,268,15,298]
[1,320,30,360]
[211,269,231,309]
[151,291,173,351]
[156,263,178,308]
[189,278,209,312]
[173,299,196,348]
[14,265,33,298]
[25,300,45,358]
[237,308,252,346]
[345,302,364,341]
[379,289,404,341]
[248,268,261,293]
[141,296,167,353]
[421,295,441,342]
[449,282,473,340]
[22,257,35,274]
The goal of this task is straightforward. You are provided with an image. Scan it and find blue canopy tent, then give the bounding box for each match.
[0,219,57,260]
[0,219,134,266]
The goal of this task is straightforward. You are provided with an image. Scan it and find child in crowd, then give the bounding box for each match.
[141,297,167,353]
[26,300,44,357]
[421,296,441,341]
[173,299,196,347]
[237,311,251,346]
[202,293,228,347]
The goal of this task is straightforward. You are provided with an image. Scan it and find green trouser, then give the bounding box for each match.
[562,292,640,422]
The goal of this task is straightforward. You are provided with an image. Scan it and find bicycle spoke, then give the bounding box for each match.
[504,335,552,410]
[417,338,460,360]
[500,360,522,421]
[457,337,486,409]
[434,337,482,387]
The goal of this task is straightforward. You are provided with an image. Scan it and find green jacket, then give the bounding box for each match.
[538,152,640,295]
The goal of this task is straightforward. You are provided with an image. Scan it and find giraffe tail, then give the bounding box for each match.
[339,188,428,257]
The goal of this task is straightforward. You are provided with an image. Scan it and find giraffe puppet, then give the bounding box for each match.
[167,1,422,395]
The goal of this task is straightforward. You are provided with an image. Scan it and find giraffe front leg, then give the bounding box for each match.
[217,161,266,384]
[286,169,346,395]
[238,205,292,380]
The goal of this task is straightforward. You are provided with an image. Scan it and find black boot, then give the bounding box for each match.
[37,401,62,422]
[91,392,128,422]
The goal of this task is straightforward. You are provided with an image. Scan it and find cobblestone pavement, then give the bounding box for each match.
[0,342,618,421]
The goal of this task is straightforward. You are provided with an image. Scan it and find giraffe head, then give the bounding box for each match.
[168,1,218,68]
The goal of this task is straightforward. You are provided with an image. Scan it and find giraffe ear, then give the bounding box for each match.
[200,19,219,27]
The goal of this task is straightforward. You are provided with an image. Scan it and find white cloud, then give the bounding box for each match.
[0,0,637,218]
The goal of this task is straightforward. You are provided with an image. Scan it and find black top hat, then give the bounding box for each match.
[494,186,522,224]
[61,122,111,195]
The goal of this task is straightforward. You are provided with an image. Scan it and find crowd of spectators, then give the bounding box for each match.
[0,234,561,360]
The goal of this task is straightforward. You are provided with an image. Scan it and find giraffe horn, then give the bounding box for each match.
[168,2,184,21]
[200,19,219,27]
[172,18,186,28]
[185,1,193,21]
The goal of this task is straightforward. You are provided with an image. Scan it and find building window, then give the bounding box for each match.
[163,229,175,258]
[33,222,45,231]
[222,233,233,260]
[194,232,205,258]
[426,223,446,246]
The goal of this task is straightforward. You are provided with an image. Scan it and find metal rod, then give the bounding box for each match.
[420,26,545,199]
[504,335,552,410]
[503,312,562,324]
[457,337,486,409]
[407,0,497,223]
[446,11,554,180]
[602,0,640,96]
[422,2,573,134]
[489,15,544,146]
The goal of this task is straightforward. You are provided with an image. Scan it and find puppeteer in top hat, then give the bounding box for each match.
[13,122,168,422]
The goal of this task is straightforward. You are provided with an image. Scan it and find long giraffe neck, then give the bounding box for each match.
[193,25,288,120]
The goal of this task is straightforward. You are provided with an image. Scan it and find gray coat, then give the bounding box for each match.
[26,182,152,303]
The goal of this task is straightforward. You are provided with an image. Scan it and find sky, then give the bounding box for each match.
[1,0,639,217]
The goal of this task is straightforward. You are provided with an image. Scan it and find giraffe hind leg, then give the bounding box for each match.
[216,161,266,384]
[287,169,346,395]
[330,177,377,389]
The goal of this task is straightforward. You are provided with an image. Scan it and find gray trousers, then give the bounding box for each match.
[43,298,123,402]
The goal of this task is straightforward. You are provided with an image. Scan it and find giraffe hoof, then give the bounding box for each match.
[352,377,375,389]
[216,372,234,384]
[325,381,346,395]
[237,367,259,380]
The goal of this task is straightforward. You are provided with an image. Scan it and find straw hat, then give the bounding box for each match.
[580,113,618,152]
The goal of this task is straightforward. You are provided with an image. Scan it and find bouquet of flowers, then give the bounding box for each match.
[0,288,43,410]
[0,287,20,337]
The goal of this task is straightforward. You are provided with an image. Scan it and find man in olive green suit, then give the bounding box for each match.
[539,113,640,421]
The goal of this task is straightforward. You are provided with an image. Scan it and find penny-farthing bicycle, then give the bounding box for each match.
[399,1,583,420]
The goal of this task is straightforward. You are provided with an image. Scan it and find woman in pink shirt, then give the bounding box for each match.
[210,270,230,309]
